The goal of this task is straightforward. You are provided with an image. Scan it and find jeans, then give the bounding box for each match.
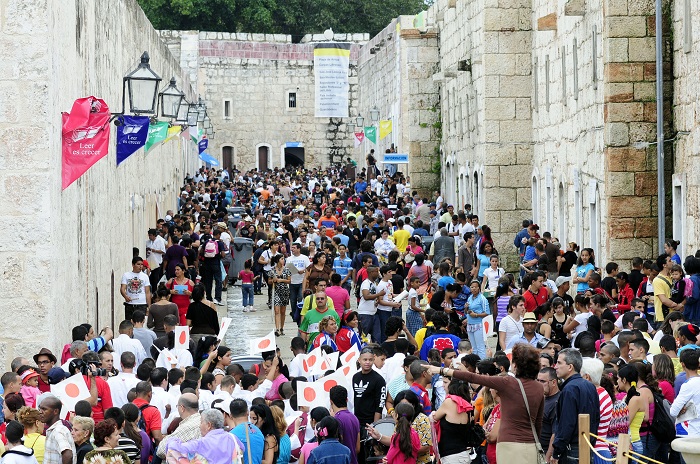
[359,314,381,344]
[593,448,612,464]
[643,433,668,461]
[201,265,222,302]
[124,303,148,320]
[342,281,352,295]
[565,445,579,463]
[631,441,644,463]
[467,324,486,359]
[253,269,263,293]
[290,284,303,322]
[377,310,392,343]
[242,284,254,307]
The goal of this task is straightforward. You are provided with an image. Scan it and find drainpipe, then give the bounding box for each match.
[656,0,665,253]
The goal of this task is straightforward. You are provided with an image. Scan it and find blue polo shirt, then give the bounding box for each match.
[232,422,265,464]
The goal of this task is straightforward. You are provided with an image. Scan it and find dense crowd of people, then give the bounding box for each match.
[1,164,699,464]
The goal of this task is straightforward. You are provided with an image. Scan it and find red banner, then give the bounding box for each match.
[61,97,111,189]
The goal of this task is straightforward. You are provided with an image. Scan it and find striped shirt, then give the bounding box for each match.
[117,434,140,463]
[595,386,613,451]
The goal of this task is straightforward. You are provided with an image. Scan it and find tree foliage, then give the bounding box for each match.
[136,0,431,38]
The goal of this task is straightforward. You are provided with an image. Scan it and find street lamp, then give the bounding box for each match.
[123,52,162,114]
[369,106,380,123]
[197,98,207,123]
[356,114,365,128]
[159,77,185,119]
[347,122,355,133]
[187,103,199,127]
[175,98,189,123]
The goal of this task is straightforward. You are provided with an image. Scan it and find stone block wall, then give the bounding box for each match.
[603,0,672,261]
[531,0,606,259]
[0,0,195,367]
[672,0,699,260]
[160,31,367,170]
[356,18,440,193]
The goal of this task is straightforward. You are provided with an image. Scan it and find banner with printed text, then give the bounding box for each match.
[314,43,351,117]
[116,116,150,165]
[145,121,170,153]
[61,96,111,190]
[364,126,377,144]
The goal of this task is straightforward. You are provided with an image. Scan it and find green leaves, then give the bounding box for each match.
[136,0,430,37]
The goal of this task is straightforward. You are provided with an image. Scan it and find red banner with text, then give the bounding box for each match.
[61,97,111,189]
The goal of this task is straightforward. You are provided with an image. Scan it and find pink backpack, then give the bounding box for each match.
[684,277,694,298]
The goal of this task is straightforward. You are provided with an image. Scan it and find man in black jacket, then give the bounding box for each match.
[550,348,600,464]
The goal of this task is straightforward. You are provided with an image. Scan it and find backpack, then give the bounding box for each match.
[137,403,158,454]
[203,239,219,258]
[643,386,676,443]
[684,277,694,298]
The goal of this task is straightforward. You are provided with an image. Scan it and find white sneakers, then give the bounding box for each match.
[243,305,256,312]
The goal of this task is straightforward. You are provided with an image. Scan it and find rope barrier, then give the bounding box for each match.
[622,448,665,464]
[588,433,617,446]
[579,432,616,462]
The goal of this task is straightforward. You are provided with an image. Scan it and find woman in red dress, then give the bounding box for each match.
[167,263,194,325]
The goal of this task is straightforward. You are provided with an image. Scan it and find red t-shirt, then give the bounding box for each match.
[523,288,548,312]
[132,397,162,438]
[84,375,113,422]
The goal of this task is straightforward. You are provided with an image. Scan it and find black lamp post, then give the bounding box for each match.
[123,52,162,114]
[159,77,185,119]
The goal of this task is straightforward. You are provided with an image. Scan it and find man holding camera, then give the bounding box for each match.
[69,351,113,422]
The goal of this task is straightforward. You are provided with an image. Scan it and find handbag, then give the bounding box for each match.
[515,377,547,464]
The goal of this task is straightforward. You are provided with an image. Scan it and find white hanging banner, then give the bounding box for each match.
[314,43,351,118]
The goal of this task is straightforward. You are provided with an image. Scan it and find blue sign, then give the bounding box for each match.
[116,116,150,165]
[198,138,209,154]
[383,153,409,163]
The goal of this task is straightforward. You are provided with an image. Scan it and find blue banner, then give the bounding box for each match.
[383,153,409,163]
[116,116,150,165]
[198,138,208,154]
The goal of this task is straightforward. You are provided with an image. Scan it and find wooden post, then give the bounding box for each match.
[579,414,590,464]
[616,433,630,464]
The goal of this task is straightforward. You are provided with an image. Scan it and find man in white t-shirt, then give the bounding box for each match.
[358,266,385,344]
[108,351,139,407]
[146,229,167,288]
[287,243,311,322]
[376,266,402,343]
[498,294,525,350]
[120,257,151,320]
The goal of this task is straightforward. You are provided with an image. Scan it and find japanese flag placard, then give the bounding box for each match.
[337,362,358,378]
[482,315,494,339]
[175,326,190,351]
[340,345,360,367]
[217,317,232,341]
[161,348,179,366]
[317,369,350,392]
[250,330,277,354]
[315,351,339,376]
[302,347,323,375]
[297,381,329,408]
[51,374,90,417]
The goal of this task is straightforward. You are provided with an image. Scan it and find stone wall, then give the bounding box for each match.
[672,0,699,260]
[160,31,368,170]
[531,0,605,258]
[0,0,196,367]
[356,17,440,193]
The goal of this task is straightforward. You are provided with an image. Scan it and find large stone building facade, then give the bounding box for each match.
[159,31,368,172]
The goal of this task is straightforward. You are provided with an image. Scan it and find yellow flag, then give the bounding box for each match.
[164,125,181,144]
[379,120,392,140]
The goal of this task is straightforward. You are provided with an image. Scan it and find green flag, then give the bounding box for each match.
[364,126,377,144]
[145,121,169,153]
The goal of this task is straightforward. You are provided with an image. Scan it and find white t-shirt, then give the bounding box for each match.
[483,267,505,290]
[572,312,593,345]
[146,235,167,266]
[220,232,232,253]
[499,314,523,349]
[358,279,378,315]
[262,250,280,272]
[121,271,150,305]
[408,288,419,310]
[377,280,394,312]
[287,254,311,285]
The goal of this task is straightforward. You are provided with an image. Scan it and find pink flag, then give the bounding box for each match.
[354,131,365,148]
[61,97,111,189]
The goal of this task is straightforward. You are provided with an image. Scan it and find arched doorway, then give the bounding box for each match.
[257,145,270,171]
[285,147,305,167]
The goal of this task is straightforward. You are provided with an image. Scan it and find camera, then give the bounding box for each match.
[69,359,107,377]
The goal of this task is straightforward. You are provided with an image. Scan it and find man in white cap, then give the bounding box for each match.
[551,276,574,308]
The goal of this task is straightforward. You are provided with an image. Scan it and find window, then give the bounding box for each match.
[561,46,567,105]
[588,181,600,259]
[592,25,598,89]
[545,55,550,111]
[223,99,231,119]
[672,174,687,259]
[532,174,540,224]
[533,56,539,109]
[573,169,582,247]
[288,92,297,108]
[573,38,579,100]
[558,181,567,246]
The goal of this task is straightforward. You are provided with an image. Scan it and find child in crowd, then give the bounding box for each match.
[240,259,256,312]
[17,367,41,408]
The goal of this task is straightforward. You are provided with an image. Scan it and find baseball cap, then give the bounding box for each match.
[47,367,67,385]
[536,337,555,349]
[555,276,570,287]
